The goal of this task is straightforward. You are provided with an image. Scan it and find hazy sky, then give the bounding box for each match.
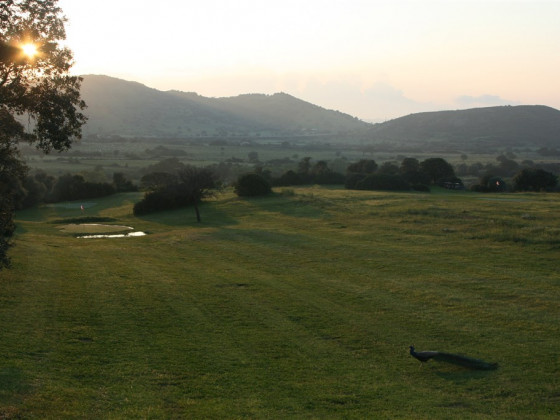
[57,0,560,121]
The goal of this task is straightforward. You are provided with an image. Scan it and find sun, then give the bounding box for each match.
[21,43,38,58]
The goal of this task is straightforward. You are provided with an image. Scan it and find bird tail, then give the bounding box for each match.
[432,352,498,370]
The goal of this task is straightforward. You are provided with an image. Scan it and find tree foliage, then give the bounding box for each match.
[419,158,456,185]
[471,175,507,192]
[134,166,219,223]
[234,173,272,197]
[513,168,558,192]
[1,0,86,153]
[1,0,86,268]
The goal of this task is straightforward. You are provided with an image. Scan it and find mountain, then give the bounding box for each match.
[367,105,560,151]
[79,75,371,138]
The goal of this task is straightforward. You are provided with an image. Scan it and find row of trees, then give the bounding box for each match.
[133,154,559,224]
[268,157,458,191]
[14,171,136,209]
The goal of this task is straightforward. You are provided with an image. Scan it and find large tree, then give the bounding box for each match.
[513,168,558,192]
[177,166,218,223]
[1,0,86,268]
[420,158,456,185]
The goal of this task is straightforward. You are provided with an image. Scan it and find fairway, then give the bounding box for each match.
[1,187,559,418]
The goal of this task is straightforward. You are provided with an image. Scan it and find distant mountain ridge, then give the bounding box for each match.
[79,75,560,150]
[368,105,560,150]
[80,75,370,138]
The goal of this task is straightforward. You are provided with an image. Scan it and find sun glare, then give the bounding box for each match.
[21,43,38,58]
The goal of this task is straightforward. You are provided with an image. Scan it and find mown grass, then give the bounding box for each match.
[1,187,559,418]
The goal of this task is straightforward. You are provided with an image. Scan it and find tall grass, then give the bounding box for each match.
[1,188,559,418]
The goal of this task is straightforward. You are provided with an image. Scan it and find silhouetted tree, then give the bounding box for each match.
[400,157,420,175]
[347,159,378,174]
[513,168,558,191]
[378,162,400,175]
[177,166,218,223]
[420,158,456,185]
[345,159,379,189]
[471,174,507,192]
[356,173,410,191]
[234,173,272,197]
[1,0,86,268]
[274,169,304,186]
[140,172,178,191]
[113,172,137,192]
[400,157,430,186]
[297,157,312,183]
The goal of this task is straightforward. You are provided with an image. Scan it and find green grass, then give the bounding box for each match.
[2,187,559,418]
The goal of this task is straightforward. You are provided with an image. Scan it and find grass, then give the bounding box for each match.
[1,187,559,418]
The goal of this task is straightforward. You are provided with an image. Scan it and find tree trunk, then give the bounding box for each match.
[193,201,201,223]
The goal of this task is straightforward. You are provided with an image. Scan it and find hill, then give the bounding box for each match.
[367,105,560,151]
[79,75,371,138]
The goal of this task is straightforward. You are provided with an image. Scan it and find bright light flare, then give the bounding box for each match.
[21,43,38,58]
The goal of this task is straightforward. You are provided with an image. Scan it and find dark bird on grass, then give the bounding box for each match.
[409,345,498,370]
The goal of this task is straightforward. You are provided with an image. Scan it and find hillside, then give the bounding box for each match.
[367,105,560,151]
[79,75,371,138]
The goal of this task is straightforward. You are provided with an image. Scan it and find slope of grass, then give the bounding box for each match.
[1,187,559,418]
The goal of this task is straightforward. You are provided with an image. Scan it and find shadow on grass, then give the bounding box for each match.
[135,202,239,228]
[0,366,31,395]
[434,367,499,383]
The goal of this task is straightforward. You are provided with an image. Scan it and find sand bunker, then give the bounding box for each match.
[79,231,147,239]
[58,223,146,238]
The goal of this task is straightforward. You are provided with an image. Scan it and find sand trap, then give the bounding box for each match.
[78,231,147,239]
[58,223,134,234]
[57,223,146,238]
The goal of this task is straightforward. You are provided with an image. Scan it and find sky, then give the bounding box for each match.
[57,0,560,121]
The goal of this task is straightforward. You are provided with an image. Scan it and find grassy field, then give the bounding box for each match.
[1,187,559,418]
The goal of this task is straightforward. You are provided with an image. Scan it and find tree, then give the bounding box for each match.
[347,159,378,174]
[0,128,27,267]
[140,172,178,191]
[355,173,410,191]
[513,168,558,192]
[113,172,137,192]
[471,174,507,192]
[400,157,420,175]
[400,157,430,186]
[345,159,378,189]
[274,169,303,186]
[234,173,272,197]
[378,162,400,175]
[420,158,456,185]
[1,0,86,268]
[177,166,218,223]
[496,155,519,177]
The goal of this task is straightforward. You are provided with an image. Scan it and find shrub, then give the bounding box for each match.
[234,173,272,197]
[513,168,558,191]
[133,187,193,215]
[355,174,410,191]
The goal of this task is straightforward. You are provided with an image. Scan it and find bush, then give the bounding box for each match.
[273,170,304,186]
[234,173,272,197]
[355,174,410,191]
[313,171,346,185]
[471,175,507,192]
[133,187,193,215]
[513,168,558,191]
[345,173,366,190]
